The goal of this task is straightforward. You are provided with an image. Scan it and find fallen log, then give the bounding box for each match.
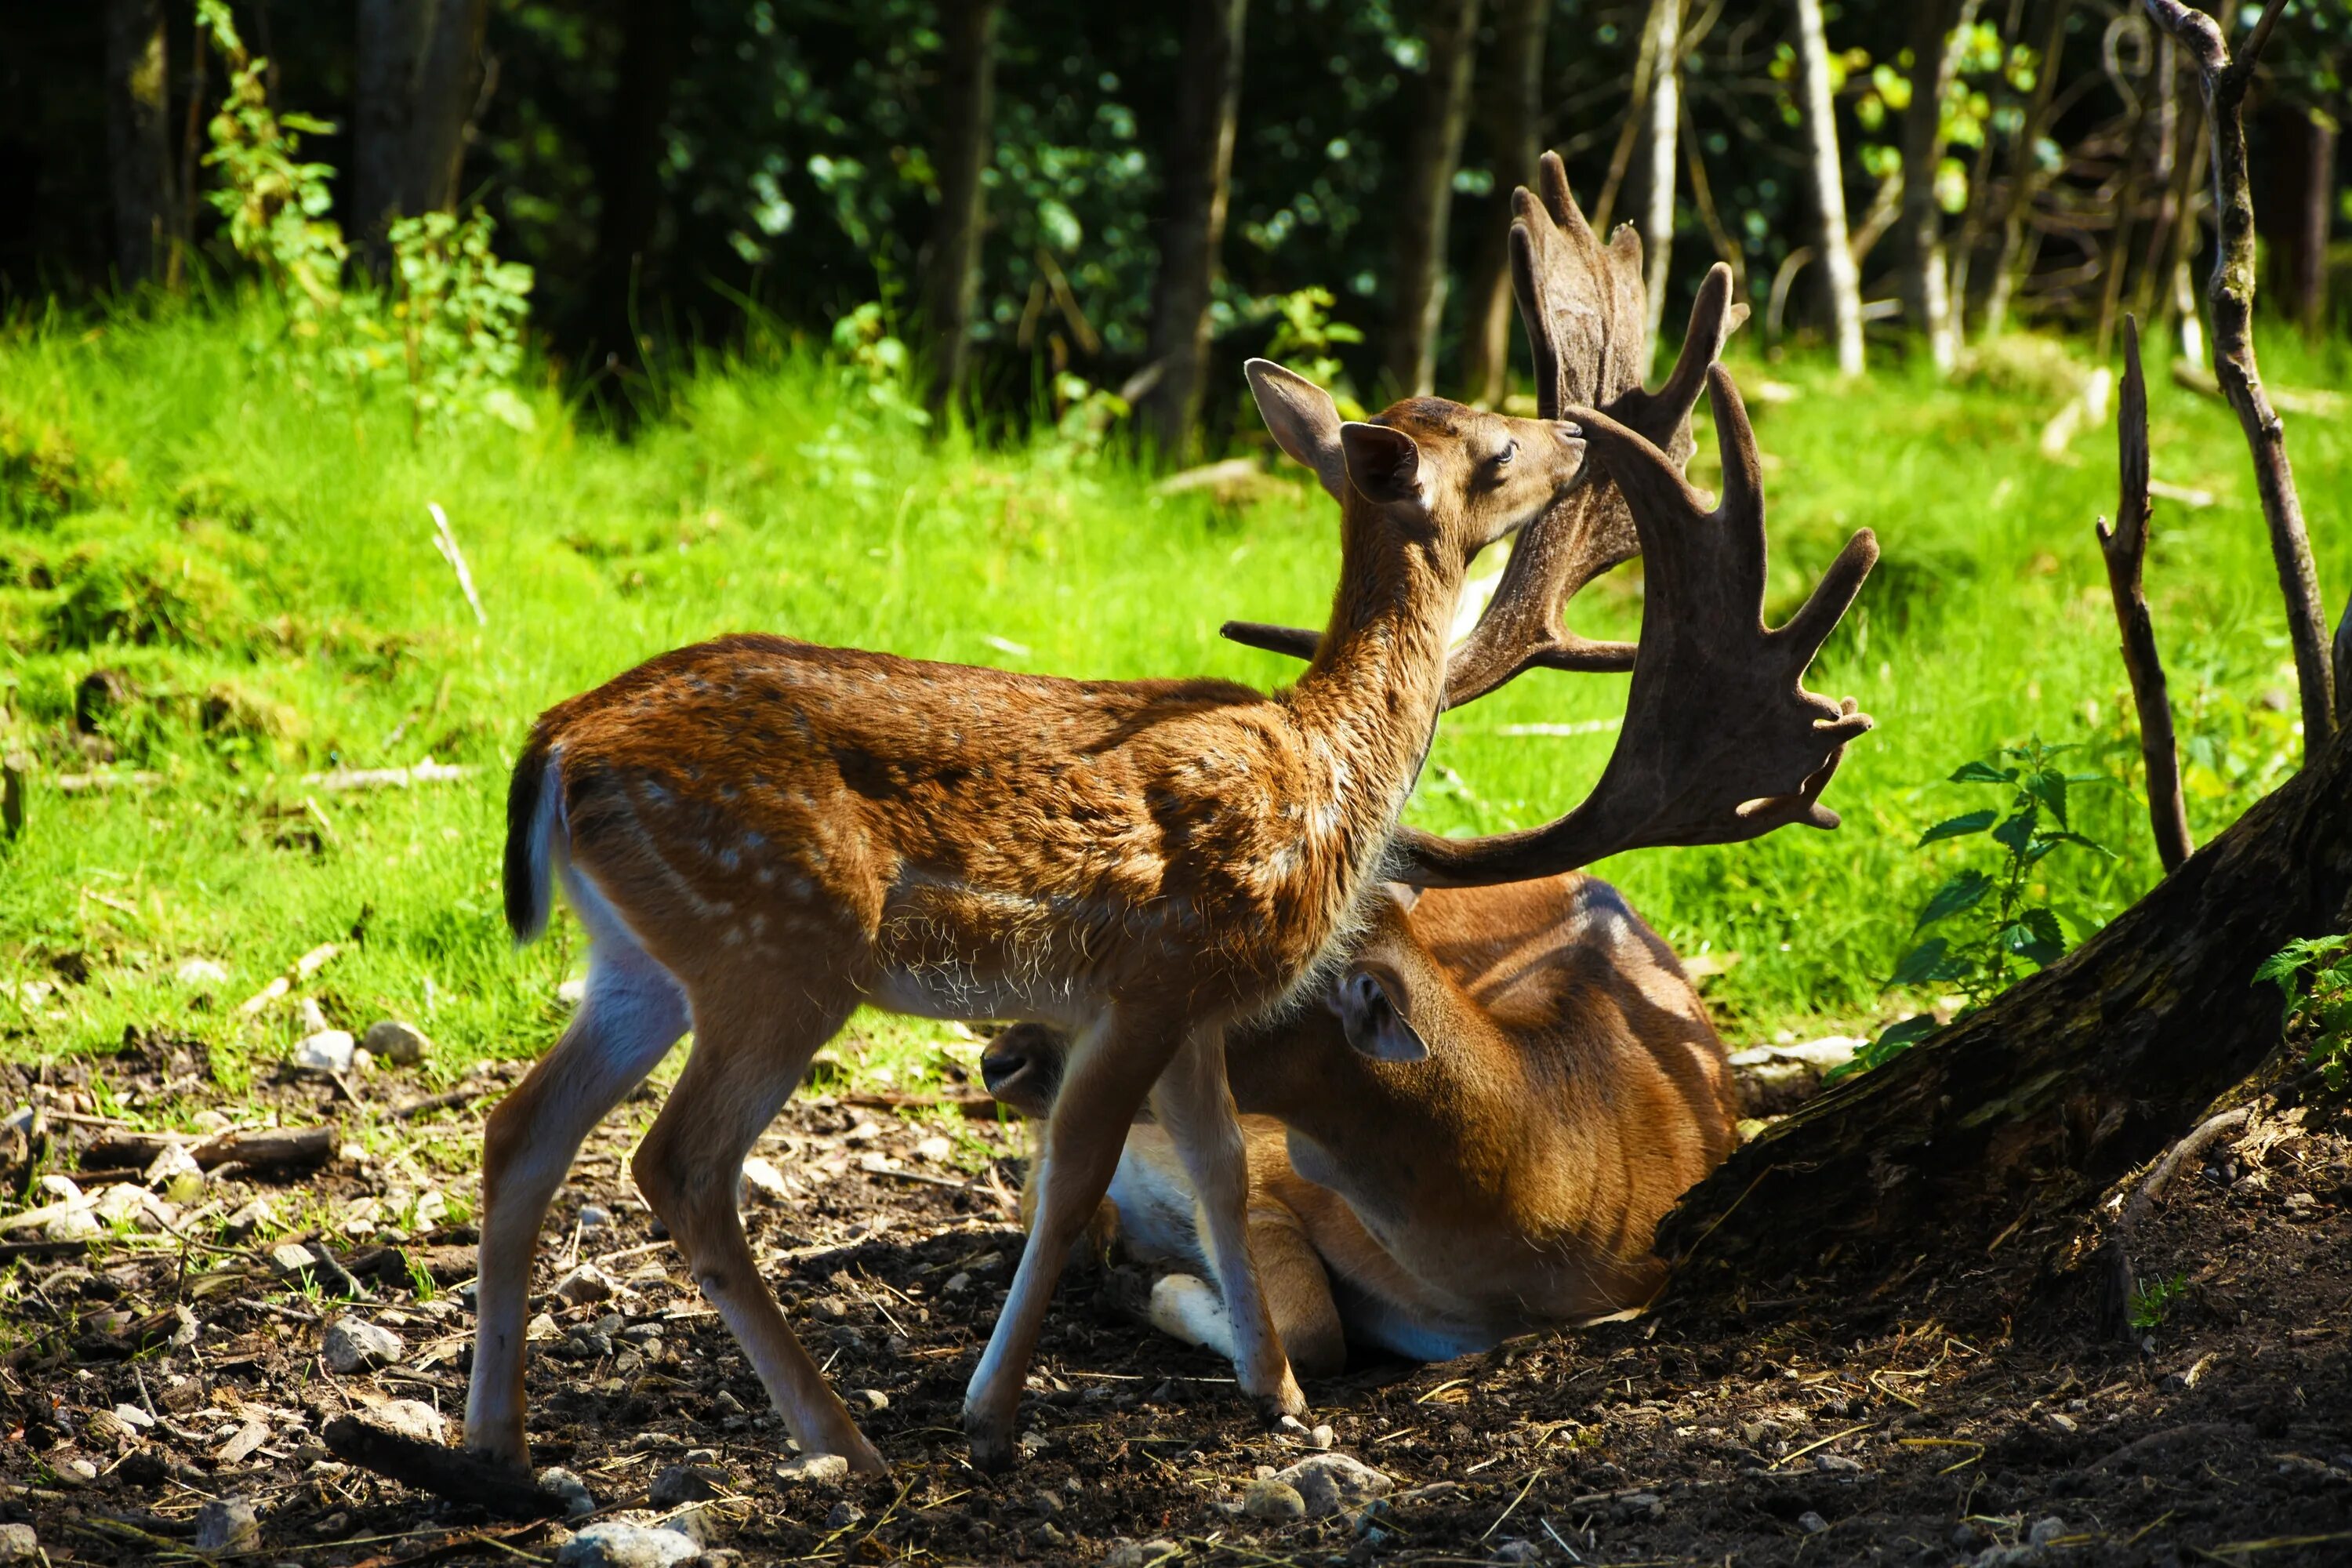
[322,1415,568,1519]
[1657,716,2352,1290]
[81,1125,334,1175]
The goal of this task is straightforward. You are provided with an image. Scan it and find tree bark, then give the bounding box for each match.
[2100,317,2192,872]
[353,0,492,249]
[1639,0,1684,353]
[1791,0,1863,376]
[103,0,176,285]
[918,0,1003,422]
[2257,102,2336,340]
[1458,0,1549,408]
[1657,713,2352,1290]
[584,0,684,369]
[1138,0,1248,461]
[1898,0,1971,372]
[1384,0,1483,398]
[2148,0,2335,758]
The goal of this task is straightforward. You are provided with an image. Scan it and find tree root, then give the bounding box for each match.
[2094,1105,2252,1340]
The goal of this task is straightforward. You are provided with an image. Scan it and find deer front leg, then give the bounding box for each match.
[468,951,686,1467]
[1151,1023,1308,1421]
[631,987,887,1475]
[964,1008,1179,1472]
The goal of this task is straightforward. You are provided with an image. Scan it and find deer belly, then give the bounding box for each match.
[1102,1132,1210,1273]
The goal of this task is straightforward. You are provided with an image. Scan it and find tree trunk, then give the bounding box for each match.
[584,0,684,369]
[1457,0,1548,408]
[1383,0,1483,398]
[1898,0,1971,373]
[103,0,175,285]
[1791,0,1863,376]
[1657,717,2352,1290]
[1639,0,1683,353]
[1137,0,1248,462]
[918,0,1003,423]
[353,0,492,249]
[2258,103,2336,340]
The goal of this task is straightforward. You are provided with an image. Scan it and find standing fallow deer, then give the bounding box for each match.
[980,869,1736,1371]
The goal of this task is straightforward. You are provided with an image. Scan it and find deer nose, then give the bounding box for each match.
[1553,421,1582,443]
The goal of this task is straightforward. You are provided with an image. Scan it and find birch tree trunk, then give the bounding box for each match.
[1383,0,1483,398]
[1458,0,1549,408]
[1791,0,1863,375]
[1640,0,1684,352]
[917,0,1004,422]
[1138,0,1248,461]
[103,0,175,285]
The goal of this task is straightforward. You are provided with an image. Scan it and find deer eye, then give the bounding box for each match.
[1490,441,1517,469]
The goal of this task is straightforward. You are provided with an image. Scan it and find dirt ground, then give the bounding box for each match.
[1,1033,2347,1568]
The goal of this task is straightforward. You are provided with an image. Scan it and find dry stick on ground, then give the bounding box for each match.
[322,1415,568,1519]
[2098,316,2193,873]
[2143,0,2336,757]
[2095,1104,2251,1337]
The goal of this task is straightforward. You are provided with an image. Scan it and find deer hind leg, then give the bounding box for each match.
[466,934,686,1466]
[630,982,885,1475]
[1146,1210,1345,1380]
[1150,1023,1308,1420]
[964,1007,1182,1472]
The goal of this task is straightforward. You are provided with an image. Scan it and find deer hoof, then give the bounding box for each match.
[964,1417,1020,1475]
[1254,1372,1308,1425]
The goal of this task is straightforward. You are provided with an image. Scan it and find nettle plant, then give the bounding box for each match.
[195,1,532,437]
[1842,739,2117,1078]
[2256,935,2352,1092]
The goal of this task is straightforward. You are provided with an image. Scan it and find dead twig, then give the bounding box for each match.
[2098,1105,2252,1338]
[2098,317,2192,872]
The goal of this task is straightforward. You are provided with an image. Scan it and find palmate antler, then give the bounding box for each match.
[1225,151,1877,887]
[1392,367,1877,887]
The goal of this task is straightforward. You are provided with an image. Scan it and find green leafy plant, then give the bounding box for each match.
[197,1,346,321]
[2256,934,2352,1091]
[1257,286,1367,419]
[387,210,537,438]
[2127,1272,2187,1331]
[1840,739,2115,1079]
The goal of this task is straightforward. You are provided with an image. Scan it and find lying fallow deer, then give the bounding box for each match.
[981,871,1736,1370]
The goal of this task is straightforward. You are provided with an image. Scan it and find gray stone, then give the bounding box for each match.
[1796,1511,1830,1535]
[662,1507,723,1547]
[1492,1542,1543,1564]
[1242,1479,1307,1521]
[557,1523,702,1568]
[579,1204,615,1229]
[325,1317,404,1373]
[1101,1541,1180,1568]
[195,1497,260,1554]
[772,1453,850,1486]
[554,1263,618,1306]
[291,1029,358,1074]
[539,1467,597,1520]
[648,1464,726,1508]
[362,1399,446,1445]
[0,1525,36,1565]
[824,1502,864,1530]
[849,1388,887,1413]
[2030,1517,2069,1547]
[363,1020,433,1065]
[1268,1452,1393,1519]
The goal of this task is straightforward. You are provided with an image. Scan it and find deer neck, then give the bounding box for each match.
[1284,501,1463,829]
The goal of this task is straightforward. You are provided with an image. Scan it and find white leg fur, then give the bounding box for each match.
[1148,1272,1239,1359]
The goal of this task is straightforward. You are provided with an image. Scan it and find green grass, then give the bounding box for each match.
[2,291,2346,1106]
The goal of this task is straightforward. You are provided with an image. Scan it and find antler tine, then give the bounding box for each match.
[1391,364,1878,888]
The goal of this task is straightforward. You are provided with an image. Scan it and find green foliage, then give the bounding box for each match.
[197,2,346,321]
[387,211,537,437]
[2256,935,2352,1092]
[1257,286,1367,419]
[1838,739,2118,1079]
[2127,1272,2188,1331]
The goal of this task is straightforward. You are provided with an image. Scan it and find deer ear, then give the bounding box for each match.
[1246,359,1350,503]
[1329,958,1430,1063]
[1340,422,1423,508]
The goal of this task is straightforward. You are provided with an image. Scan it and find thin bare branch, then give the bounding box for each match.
[2097,316,2193,872]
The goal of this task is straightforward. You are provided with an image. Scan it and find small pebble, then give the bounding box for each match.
[1797,1511,1830,1534]
[195,1497,260,1553]
[538,1467,597,1520]
[1242,1479,1308,1521]
[325,1317,405,1374]
[2030,1517,2069,1546]
[773,1453,850,1486]
[825,1502,864,1530]
[363,1019,433,1065]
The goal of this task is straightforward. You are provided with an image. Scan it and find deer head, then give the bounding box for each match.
[1225,151,1878,887]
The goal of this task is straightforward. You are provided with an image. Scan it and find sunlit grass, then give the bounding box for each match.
[2,292,2344,1099]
